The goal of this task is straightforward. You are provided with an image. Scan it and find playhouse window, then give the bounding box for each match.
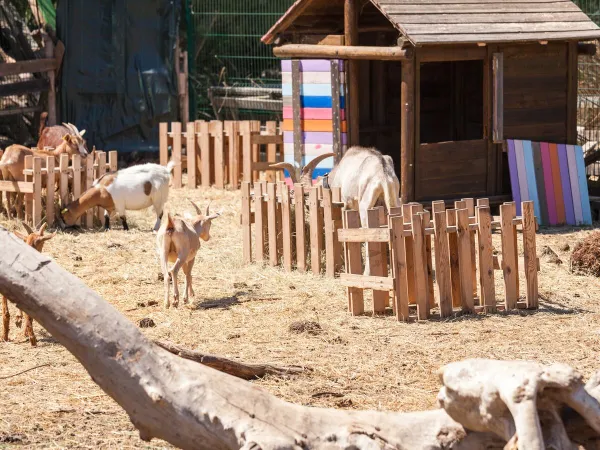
[419,60,484,144]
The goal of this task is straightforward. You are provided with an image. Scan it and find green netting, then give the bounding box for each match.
[189,0,294,121]
[574,0,600,95]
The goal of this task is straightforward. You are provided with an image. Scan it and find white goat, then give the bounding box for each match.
[156,201,222,308]
[59,161,175,231]
[271,147,400,226]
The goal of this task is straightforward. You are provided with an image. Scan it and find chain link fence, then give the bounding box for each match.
[188,0,293,122]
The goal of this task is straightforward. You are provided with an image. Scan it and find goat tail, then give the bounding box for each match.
[166,159,177,175]
[382,182,397,213]
[39,112,48,137]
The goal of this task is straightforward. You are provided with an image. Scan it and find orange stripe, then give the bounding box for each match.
[549,143,566,224]
[282,119,347,133]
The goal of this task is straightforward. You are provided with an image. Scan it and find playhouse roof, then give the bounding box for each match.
[262,0,600,46]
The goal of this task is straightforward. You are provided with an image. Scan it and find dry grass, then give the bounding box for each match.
[2,187,600,448]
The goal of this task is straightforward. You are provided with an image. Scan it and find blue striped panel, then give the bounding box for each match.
[522,140,542,222]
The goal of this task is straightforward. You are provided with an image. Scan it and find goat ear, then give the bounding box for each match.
[21,222,34,235]
[62,134,69,142]
[188,199,202,215]
[13,231,27,240]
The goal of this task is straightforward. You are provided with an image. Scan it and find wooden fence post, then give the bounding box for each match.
[446,208,461,308]
[331,187,343,272]
[171,122,182,188]
[254,183,265,263]
[309,187,323,275]
[72,155,81,224]
[200,121,211,187]
[367,208,387,314]
[226,121,240,188]
[241,182,252,264]
[343,209,364,315]
[522,201,539,309]
[85,156,94,228]
[422,209,435,308]
[411,212,429,320]
[94,152,105,222]
[281,183,292,271]
[500,202,518,309]
[390,215,409,321]
[433,210,453,318]
[323,188,336,278]
[241,121,252,183]
[32,157,42,227]
[251,121,261,182]
[402,203,415,304]
[45,156,55,227]
[476,205,496,312]
[24,156,32,223]
[294,184,307,272]
[456,208,474,313]
[159,122,169,166]
[267,183,278,266]
[211,121,225,188]
[186,122,197,188]
[462,198,478,299]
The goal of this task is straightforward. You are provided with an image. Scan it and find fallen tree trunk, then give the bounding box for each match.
[0,228,504,449]
[154,340,309,380]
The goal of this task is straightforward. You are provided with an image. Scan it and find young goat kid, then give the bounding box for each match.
[2,222,56,346]
[156,201,221,308]
[59,161,175,231]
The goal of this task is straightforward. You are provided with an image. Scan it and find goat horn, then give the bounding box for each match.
[39,231,57,242]
[301,153,335,183]
[38,223,48,235]
[21,222,34,235]
[188,199,202,215]
[62,123,75,135]
[269,162,298,183]
[205,200,213,216]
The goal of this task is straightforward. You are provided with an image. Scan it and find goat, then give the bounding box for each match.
[2,222,56,346]
[271,147,400,227]
[59,161,176,231]
[156,201,221,308]
[37,115,88,157]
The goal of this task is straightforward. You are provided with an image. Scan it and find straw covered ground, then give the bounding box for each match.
[1,186,600,449]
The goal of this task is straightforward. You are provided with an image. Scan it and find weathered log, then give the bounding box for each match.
[0,228,503,449]
[154,340,309,380]
[273,44,413,61]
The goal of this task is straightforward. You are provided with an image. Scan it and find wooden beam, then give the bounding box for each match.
[44,35,57,126]
[0,58,58,77]
[400,52,416,203]
[273,44,412,60]
[578,42,597,56]
[0,105,43,117]
[492,52,503,144]
[567,41,578,145]
[0,78,49,97]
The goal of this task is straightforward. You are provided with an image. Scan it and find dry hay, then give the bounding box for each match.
[1,185,600,448]
[571,231,600,276]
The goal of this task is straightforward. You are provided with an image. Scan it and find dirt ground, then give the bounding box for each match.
[1,186,600,449]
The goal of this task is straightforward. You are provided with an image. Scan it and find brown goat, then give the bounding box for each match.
[2,222,56,346]
[37,114,88,155]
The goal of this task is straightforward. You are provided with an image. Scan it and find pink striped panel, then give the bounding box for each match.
[282,107,345,121]
[540,142,557,225]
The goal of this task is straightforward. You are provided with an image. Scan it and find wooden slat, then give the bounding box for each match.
[85,156,94,228]
[339,273,394,290]
[265,121,278,183]
[400,53,415,203]
[251,134,283,146]
[388,12,591,23]
[411,212,429,319]
[32,157,42,227]
[390,215,410,320]
[500,203,518,309]
[403,22,599,34]
[456,208,474,312]
[45,157,55,227]
[522,201,539,309]
[337,227,391,243]
[24,156,33,224]
[433,210,453,318]
[493,53,504,143]
[72,155,81,225]
[343,209,364,315]
[0,58,58,77]
[59,154,70,212]
[241,182,252,264]
[159,123,169,166]
[267,183,278,267]
[294,184,307,272]
[403,203,416,305]
[254,183,266,263]
[228,121,240,188]
[211,121,225,189]
[462,198,478,299]
[367,208,388,314]
[0,78,49,97]
[323,188,335,277]
[309,187,323,275]
[186,122,197,188]
[410,31,600,44]
[281,183,293,272]
[422,210,435,308]
[567,41,578,144]
[0,181,34,194]
[275,183,283,262]
[331,59,342,164]
[171,122,182,189]
[476,205,496,312]
[200,121,211,187]
[383,3,582,14]
[292,60,303,182]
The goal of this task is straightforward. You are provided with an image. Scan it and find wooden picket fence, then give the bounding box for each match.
[160,121,283,190]
[339,199,539,321]
[0,150,117,228]
[241,183,540,320]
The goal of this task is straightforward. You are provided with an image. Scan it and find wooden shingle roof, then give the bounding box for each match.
[262,0,600,45]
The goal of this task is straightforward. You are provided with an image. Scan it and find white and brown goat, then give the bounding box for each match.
[2,222,56,346]
[271,146,400,227]
[59,161,175,231]
[156,201,221,308]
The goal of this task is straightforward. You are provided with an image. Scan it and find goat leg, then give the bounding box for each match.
[120,216,129,231]
[2,295,9,341]
[169,258,184,308]
[103,211,111,231]
[23,313,37,346]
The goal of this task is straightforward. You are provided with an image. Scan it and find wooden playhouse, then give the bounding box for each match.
[262,0,600,204]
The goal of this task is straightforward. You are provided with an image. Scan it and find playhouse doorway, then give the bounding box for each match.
[415,59,488,201]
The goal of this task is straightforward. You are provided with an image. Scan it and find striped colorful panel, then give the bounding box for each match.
[284,143,347,155]
[284,153,334,167]
[549,143,566,225]
[282,107,346,121]
[282,83,345,97]
[566,145,584,225]
[282,96,346,109]
[507,140,521,210]
[282,71,346,84]
[557,144,575,225]
[574,144,593,225]
[281,59,345,72]
[522,141,542,222]
[540,142,557,225]
[282,119,347,133]
[283,131,348,145]
[531,142,549,226]
[513,139,529,216]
